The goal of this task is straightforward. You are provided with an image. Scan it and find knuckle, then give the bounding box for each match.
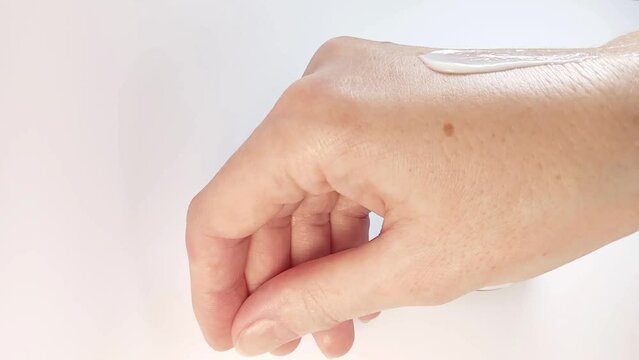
[304,36,363,75]
[273,75,359,144]
[333,199,370,219]
[317,36,358,55]
[186,192,215,237]
[280,76,339,110]
[275,76,362,185]
[185,196,203,253]
[278,75,361,130]
[186,193,203,225]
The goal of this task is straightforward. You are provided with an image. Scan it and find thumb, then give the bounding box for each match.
[231,226,416,356]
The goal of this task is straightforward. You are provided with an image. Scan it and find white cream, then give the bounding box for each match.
[419,49,597,74]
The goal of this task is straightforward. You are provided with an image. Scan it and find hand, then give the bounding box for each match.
[186,34,639,357]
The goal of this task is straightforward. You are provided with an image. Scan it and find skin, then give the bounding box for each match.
[186,31,639,357]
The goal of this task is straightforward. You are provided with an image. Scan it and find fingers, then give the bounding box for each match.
[329,196,370,253]
[311,196,372,357]
[186,121,306,350]
[290,193,356,358]
[231,227,414,356]
[245,214,294,293]
[312,321,355,358]
[244,212,299,356]
[186,237,249,350]
[290,193,336,266]
[331,197,381,325]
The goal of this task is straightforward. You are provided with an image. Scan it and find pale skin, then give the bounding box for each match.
[186,31,639,357]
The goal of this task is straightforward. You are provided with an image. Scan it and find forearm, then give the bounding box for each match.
[577,31,639,230]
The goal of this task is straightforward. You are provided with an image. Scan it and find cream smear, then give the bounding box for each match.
[419,49,597,74]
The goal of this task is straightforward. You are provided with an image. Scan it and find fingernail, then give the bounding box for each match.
[235,320,297,356]
[359,313,380,323]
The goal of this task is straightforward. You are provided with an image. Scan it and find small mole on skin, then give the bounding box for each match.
[443,123,455,137]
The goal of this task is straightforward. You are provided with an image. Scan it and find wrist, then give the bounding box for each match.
[578,43,639,235]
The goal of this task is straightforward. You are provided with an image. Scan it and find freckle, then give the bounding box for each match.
[491,132,496,139]
[443,123,455,137]
[555,174,561,180]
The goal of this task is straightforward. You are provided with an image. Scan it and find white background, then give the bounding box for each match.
[1,0,638,359]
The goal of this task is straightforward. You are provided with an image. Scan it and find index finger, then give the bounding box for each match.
[186,118,305,350]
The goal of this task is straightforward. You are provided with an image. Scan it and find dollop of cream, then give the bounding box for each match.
[419,48,597,74]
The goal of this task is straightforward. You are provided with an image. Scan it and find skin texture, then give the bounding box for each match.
[186,32,639,357]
